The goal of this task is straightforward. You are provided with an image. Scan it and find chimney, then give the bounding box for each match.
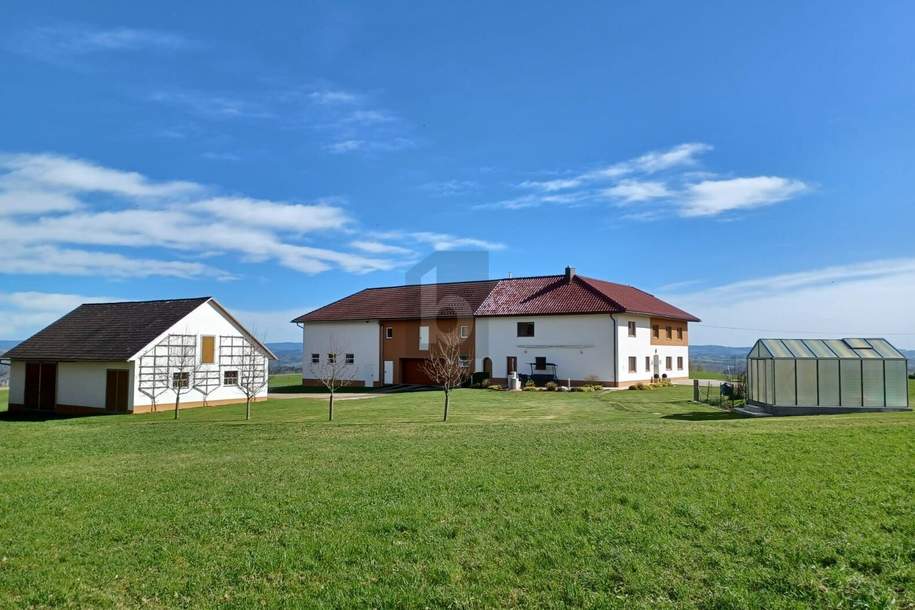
[565,266,576,284]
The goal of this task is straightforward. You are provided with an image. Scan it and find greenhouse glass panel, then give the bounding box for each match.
[844,338,871,349]
[784,339,815,358]
[774,360,796,405]
[803,340,837,358]
[884,361,908,407]
[825,340,857,359]
[796,360,818,405]
[765,360,775,404]
[862,360,885,407]
[867,338,905,359]
[763,339,793,358]
[855,348,880,359]
[749,360,757,401]
[840,360,862,407]
[817,359,840,406]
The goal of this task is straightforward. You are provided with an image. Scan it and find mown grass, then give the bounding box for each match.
[0,385,913,609]
[268,371,384,393]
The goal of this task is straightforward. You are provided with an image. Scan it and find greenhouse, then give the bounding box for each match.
[746,338,910,414]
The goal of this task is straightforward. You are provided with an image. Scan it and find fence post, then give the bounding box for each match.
[693,379,700,402]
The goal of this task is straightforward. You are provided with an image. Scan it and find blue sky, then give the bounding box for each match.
[2,1,914,345]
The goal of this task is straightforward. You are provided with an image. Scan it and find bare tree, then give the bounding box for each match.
[236,339,268,420]
[423,331,471,422]
[310,338,355,421]
[193,367,221,408]
[165,334,197,420]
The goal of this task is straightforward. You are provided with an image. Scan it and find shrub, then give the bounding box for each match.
[545,381,558,392]
[909,373,915,380]
[524,378,536,389]
[629,382,648,391]
[487,384,503,391]
[523,386,540,392]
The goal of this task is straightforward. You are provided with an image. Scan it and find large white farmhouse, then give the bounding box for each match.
[293,267,699,387]
[4,297,274,415]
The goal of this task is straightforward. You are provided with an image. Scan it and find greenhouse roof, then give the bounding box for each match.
[750,338,906,360]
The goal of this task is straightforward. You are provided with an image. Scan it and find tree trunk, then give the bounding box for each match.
[245,397,251,421]
[328,391,334,421]
[174,394,180,420]
[443,389,449,422]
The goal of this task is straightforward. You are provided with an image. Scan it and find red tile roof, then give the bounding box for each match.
[292,274,700,323]
[293,280,499,322]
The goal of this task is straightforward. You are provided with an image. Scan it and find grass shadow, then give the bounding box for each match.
[663,411,747,421]
[0,409,116,422]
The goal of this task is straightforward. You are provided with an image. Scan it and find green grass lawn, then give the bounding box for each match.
[0,386,913,608]
[268,371,384,393]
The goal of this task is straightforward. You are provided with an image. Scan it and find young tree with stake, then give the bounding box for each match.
[310,338,355,421]
[236,338,268,420]
[423,331,471,422]
[166,334,197,420]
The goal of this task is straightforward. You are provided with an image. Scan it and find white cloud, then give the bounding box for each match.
[518,178,584,192]
[600,180,671,203]
[410,232,506,252]
[663,258,915,348]
[9,24,193,62]
[149,90,274,120]
[419,180,478,197]
[350,240,414,255]
[309,89,360,105]
[680,176,809,217]
[326,140,365,154]
[0,190,82,215]
[0,153,201,199]
[6,245,229,279]
[190,197,351,232]
[0,291,118,339]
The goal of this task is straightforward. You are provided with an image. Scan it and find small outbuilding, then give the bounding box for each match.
[3,297,275,415]
[745,338,910,415]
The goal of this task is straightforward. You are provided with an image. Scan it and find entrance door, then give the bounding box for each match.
[482,357,492,378]
[105,369,130,412]
[24,362,56,410]
[506,356,517,375]
[383,360,394,384]
[24,362,41,409]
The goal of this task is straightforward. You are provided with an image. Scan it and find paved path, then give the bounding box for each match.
[673,378,726,387]
[268,393,380,401]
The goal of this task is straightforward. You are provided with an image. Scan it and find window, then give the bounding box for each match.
[327,353,336,364]
[385,327,393,339]
[459,354,470,368]
[677,356,684,370]
[628,356,637,373]
[223,370,238,385]
[201,335,215,364]
[419,326,429,350]
[535,356,547,370]
[677,327,683,340]
[645,356,651,372]
[665,356,672,370]
[311,353,320,364]
[459,325,469,339]
[628,321,636,337]
[172,371,190,389]
[666,326,672,339]
[506,356,517,374]
[652,325,659,338]
[517,322,535,337]
[345,353,355,364]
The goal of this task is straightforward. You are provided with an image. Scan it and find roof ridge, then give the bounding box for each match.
[574,276,625,311]
[80,296,211,306]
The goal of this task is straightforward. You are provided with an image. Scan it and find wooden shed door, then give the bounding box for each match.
[38,363,57,410]
[24,362,41,409]
[105,369,130,412]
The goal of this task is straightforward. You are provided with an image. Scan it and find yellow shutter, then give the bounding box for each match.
[201,336,215,364]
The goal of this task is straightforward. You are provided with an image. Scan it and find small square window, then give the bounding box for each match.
[627,321,636,337]
[327,353,336,364]
[665,356,672,370]
[172,371,189,389]
[517,322,535,337]
[677,356,684,370]
[666,326,672,339]
[311,353,320,364]
[459,354,470,368]
[652,325,659,338]
[677,327,683,340]
[459,325,469,339]
[345,353,355,364]
[223,370,239,385]
[628,356,637,373]
[385,327,393,339]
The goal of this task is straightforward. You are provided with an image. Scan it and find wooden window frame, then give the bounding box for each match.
[652,325,659,338]
[665,326,672,340]
[173,371,190,389]
[517,322,535,338]
[677,327,683,340]
[223,370,239,385]
[201,335,215,364]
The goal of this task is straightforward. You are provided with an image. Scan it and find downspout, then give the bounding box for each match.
[609,313,618,386]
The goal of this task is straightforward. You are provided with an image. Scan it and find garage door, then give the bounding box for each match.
[401,358,434,385]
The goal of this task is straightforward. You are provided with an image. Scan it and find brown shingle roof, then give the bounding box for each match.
[293,273,700,323]
[6,297,211,361]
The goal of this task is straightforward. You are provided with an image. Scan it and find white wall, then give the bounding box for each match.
[58,361,132,410]
[8,360,24,404]
[301,320,380,386]
[614,314,690,383]
[131,300,270,409]
[474,314,616,382]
